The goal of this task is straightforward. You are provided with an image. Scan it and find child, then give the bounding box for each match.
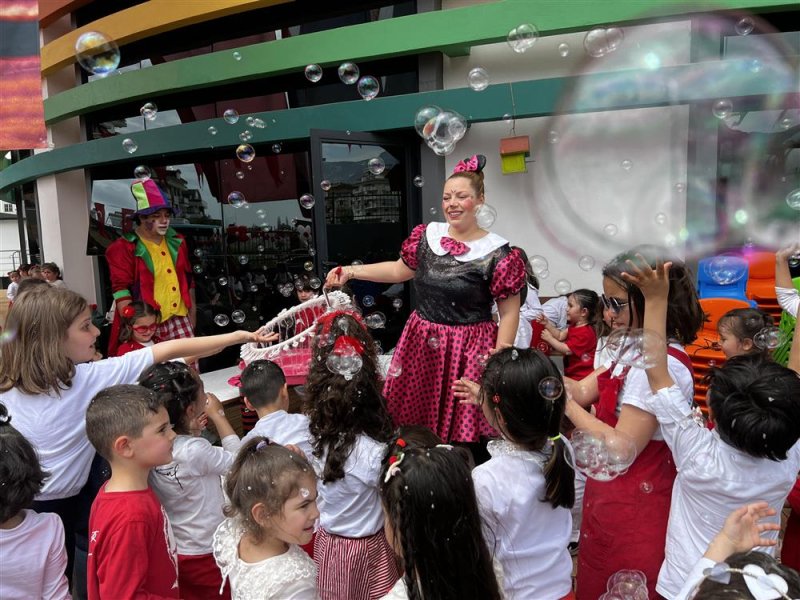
[717,307,774,359]
[42,262,66,288]
[139,361,240,600]
[455,348,575,599]
[622,255,800,599]
[0,285,276,594]
[540,288,601,379]
[212,437,319,599]
[379,443,502,600]
[563,245,705,600]
[303,310,398,600]
[115,301,161,356]
[293,274,324,335]
[6,269,19,306]
[493,247,543,348]
[84,385,179,599]
[0,403,71,600]
[240,359,313,458]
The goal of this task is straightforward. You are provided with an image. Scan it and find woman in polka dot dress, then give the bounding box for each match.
[326,155,525,442]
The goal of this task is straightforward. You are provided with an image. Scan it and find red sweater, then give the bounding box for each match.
[563,325,597,380]
[88,485,180,600]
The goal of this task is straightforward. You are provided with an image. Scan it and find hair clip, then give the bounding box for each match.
[384,452,405,483]
[511,348,519,361]
[121,305,136,319]
[254,439,270,452]
[395,438,407,449]
[492,394,501,405]
[701,562,791,600]
[0,413,10,425]
[333,335,365,357]
[548,433,562,442]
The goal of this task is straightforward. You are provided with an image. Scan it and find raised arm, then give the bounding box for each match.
[789,304,800,375]
[775,243,799,289]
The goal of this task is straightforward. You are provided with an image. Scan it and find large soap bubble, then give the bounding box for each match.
[571,430,637,481]
[704,255,748,285]
[604,328,665,370]
[75,31,120,76]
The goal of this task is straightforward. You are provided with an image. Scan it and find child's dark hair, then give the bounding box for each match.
[224,437,315,544]
[603,244,704,345]
[708,354,800,461]
[304,311,394,483]
[0,403,50,522]
[240,360,286,409]
[380,444,502,600]
[570,288,605,337]
[717,308,774,357]
[394,425,443,449]
[138,361,201,435]
[692,550,800,599]
[480,348,575,509]
[119,301,160,343]
[510,247,539,303]
[86,385,164,461]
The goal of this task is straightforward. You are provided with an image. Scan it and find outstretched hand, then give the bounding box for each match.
[706,502,780,562]
[776,242,800,264]
[620,254,672,300]
[325,266,349,289]
[452,377,481,405]
[249,329,279,345]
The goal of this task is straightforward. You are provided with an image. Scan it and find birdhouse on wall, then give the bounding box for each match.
[499,136,531,174]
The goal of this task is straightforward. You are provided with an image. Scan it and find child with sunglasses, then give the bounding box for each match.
[114,301,161,357]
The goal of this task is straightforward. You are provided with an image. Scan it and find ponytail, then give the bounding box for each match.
[571,288,604,337]
[542,434,575,509]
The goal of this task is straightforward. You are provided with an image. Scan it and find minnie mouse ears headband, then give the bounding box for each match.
[453,154,487,174]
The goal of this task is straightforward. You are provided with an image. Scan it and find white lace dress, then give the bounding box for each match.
[212,518,319,600]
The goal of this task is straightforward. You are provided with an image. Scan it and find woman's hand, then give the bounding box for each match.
[325,266,351,288]
[621,254,671,301]
[453,377,481,405]
[776,243,800,265]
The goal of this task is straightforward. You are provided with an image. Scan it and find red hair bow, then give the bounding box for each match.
[333,335,364,356]
[453,154,479,173]
[121,305,136,319]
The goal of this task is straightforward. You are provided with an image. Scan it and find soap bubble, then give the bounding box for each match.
[387,359,403,378]
[779,116,793,130]
[134,165,151,180]
[530,255,549,275]
[712,99,733,119]
[365,312,387,329]
[704,255,748,285]
[231,310,246,324]
[305,64,322,82]
[368,157,386,175]
[321,180,332,191]
[239,130,253,142]
[300,194,315,209]
[233,51,242,61]
[507,23,539,53]
[476,204,497,228]
[362,295,375,308]
[571,430,637,481]
[753,326,784,350]
[223,109,240,124]
[735,17,754,35]
[218,277,228,286]
[604,224,619,237]
[235,170,245,180]
[558,43,570,57]
[208,126,218,135]
[249,284,259,292]
[75,31,120,76]
[214,314,230,327]
[578,255,595,271]
[548,130,560,144]
[272,143,282,153]
[252,118,265,129]
[427,336,440,349]
[786,189,800,210]
[236,144,255,163]
[655,212,667,226]
[414,105,442,136]
[238,255,249,265]
[193,248,203,257]
[338,62,360,84]
[326,346,363,380]
[539,269,550,279]
[227,191,247,208]
[621,159,633,171]
[554,279,572,295]
[122,139,137,154]
[639,481,653,494]
[392,298,403,310]
[467,67,490,91]
[304,261,314,271]
[309,277,322,289]
[413,175,425,187]
[538,376,563,400]
[605,328,664,370]
[429,207,437,215]
[279,283,294,297]
[421,110,468,147]
[140,102,158,121]
[606,570,648,600]
[584,27,624,58]
[192,264,203,274]
[357,76,380,101]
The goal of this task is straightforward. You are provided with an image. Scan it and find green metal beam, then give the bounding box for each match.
[43,0,797,124]
[4,58,796,192]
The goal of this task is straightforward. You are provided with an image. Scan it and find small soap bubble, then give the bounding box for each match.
[362,295,375,308]
[753,326,784,350]
[785,188,800,210]
[305,64,322,82]
[134,165,151,180]
[122,138,138,154]
[365,312,387,329]
[75,31,120,76]
[309,277,322,289]
[236,144,256,163]
[249,284,259,292]
[368,157,386,175]
[392,298,403,310]
[303,261,314,272]
[208,126,218,135]
[387,360,402,378]
[321,179,332,191]
[227,191,247,208]
[468,67,490,91]
[272,143,282,154]
[252,118,266,129]
[235,170,245,180]
[507,23,539,53]
[558,43,570,57]
[193,248,203,257]
[655,212,668,226]
[604,223,619,237]
[192,264,203,274]
[584,27,624,58]
[476,204,497,228]
[223,109,240,124]
[788,253,800,268]
[239,130,253,142]
[735,17,754,35]
[538,376,563,400]
[578,256,595,271]
[299,194,315,209]
[640,481,653,494]
[427,336,440,349]
[231,310,246,324]
[218,277,228,287]
[548,130,560,144]
[712,99,733,119]
[429,207,437,216]
[779,117,793,130]
[233,51,242,61]
[357,75,380,101]
[338,62,360,84]
[411,175,424,188]
[140,102,158,121]
[675,182,686,193]
[530,255,549,275]
[214,314,230,327]
[554,279,572,295]
[238,255,249,265]
[621,159,633,171]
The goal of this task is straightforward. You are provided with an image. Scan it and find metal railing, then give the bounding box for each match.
[0,250,21,275]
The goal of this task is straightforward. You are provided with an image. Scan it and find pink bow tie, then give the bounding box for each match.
[440,236,469,256]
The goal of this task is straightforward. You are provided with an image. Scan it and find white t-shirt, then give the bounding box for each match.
[311,434,385,537]
[242,410,313,459]
[0,510,71,600]
[6,280,18,302]
[0,348,154,500]
[640,384,800,598]
[213,518,318,599]
[472,440,573,600]
[542,296,568,330]
[776,286,799,317]
[149,433,242,555]
[493,284,544,348]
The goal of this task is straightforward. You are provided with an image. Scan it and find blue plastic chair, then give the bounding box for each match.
[696,256,757,307]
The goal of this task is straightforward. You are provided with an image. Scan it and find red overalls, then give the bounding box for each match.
[576,348,693,600]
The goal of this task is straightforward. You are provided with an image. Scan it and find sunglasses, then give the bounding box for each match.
[132,323,158,334]
[601,294,630,315]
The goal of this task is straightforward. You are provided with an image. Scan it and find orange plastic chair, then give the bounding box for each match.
[745,251,777,307]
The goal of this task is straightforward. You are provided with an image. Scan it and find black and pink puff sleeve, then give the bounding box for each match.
[490,247,526,301]
[399,224,427,270]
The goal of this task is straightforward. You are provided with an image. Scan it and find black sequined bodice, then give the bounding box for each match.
[413,237,510,325]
